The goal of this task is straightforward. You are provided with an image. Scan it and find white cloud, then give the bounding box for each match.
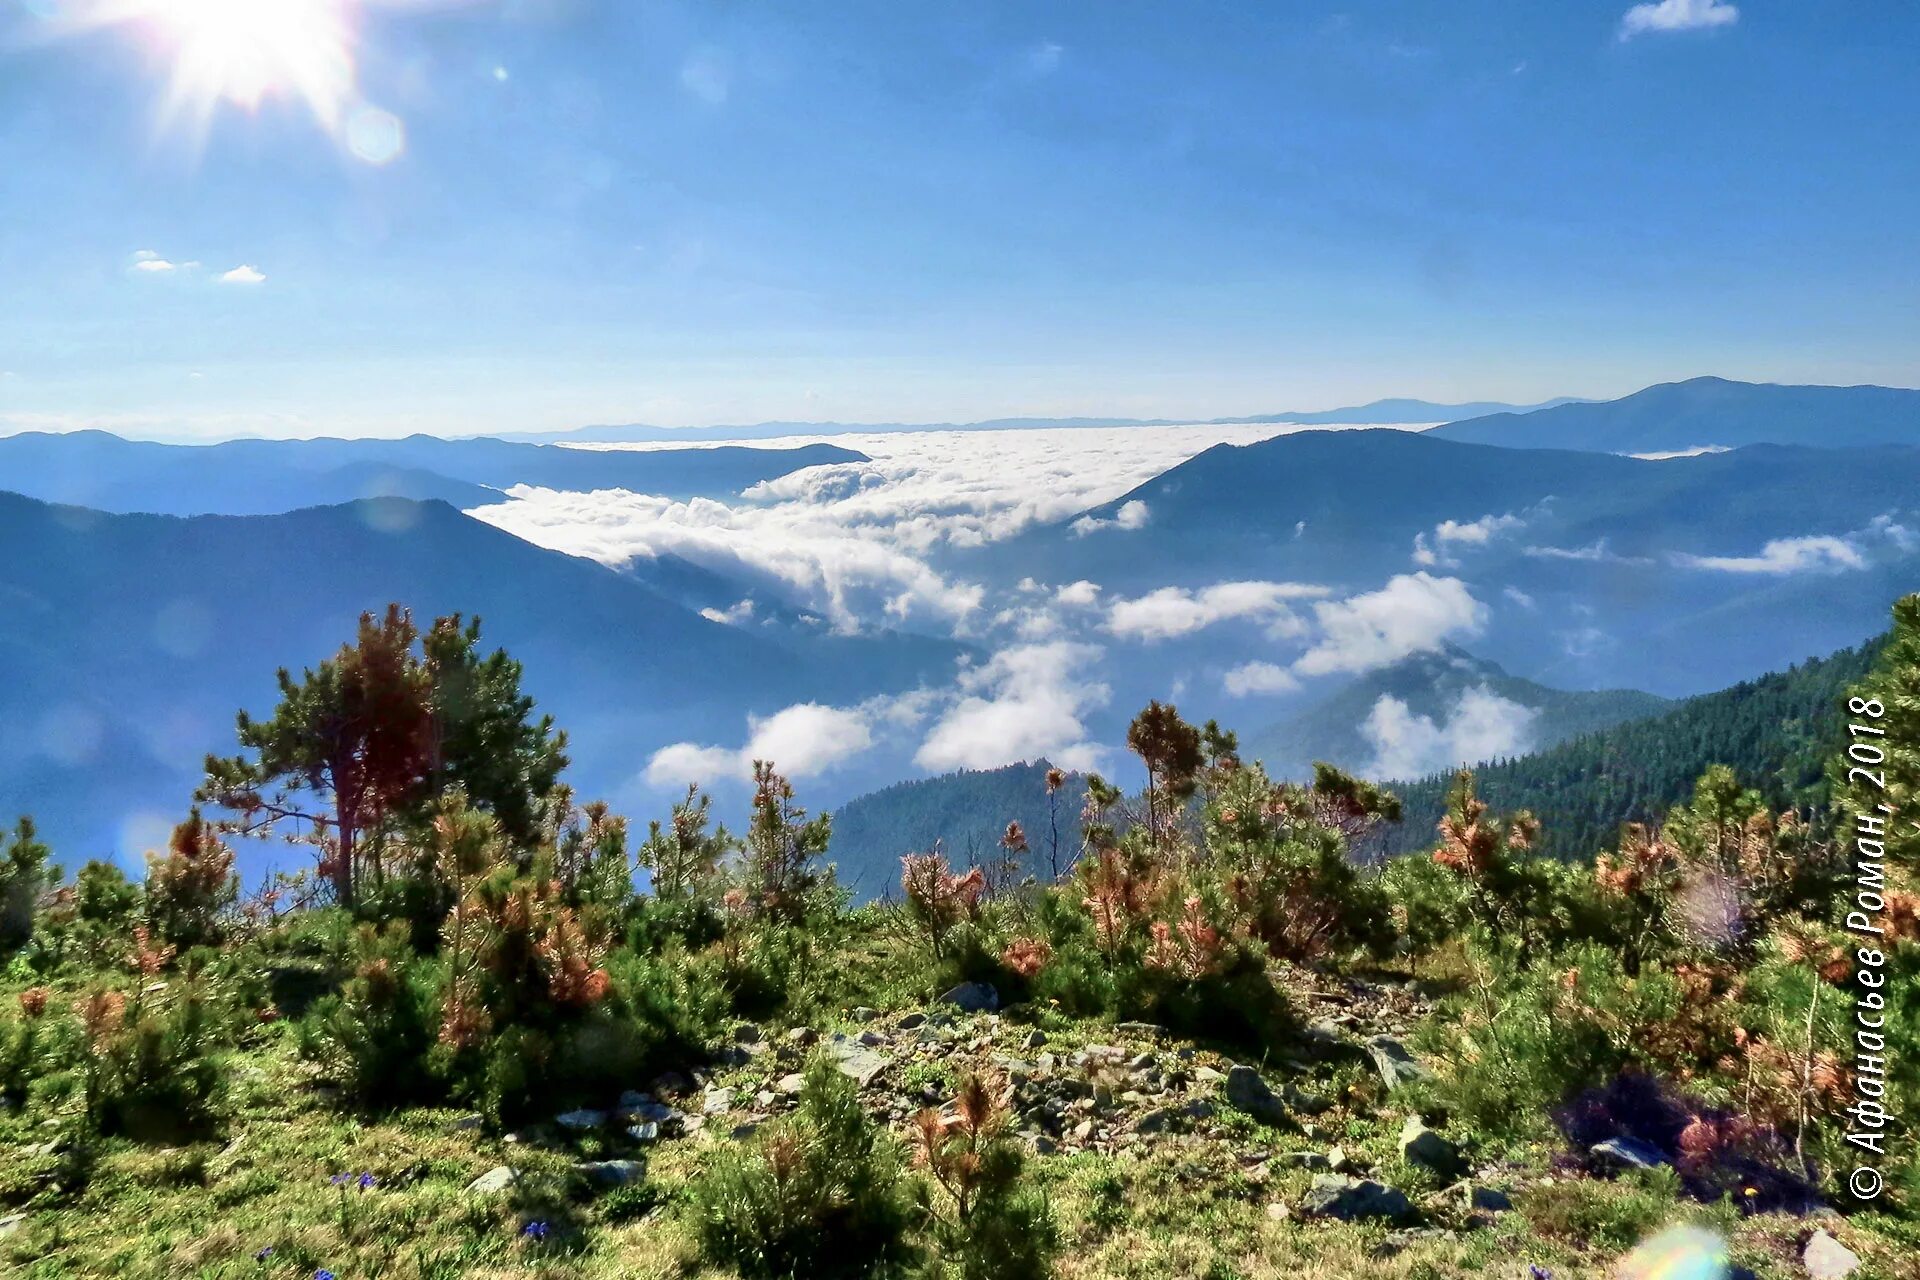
[915,641,1109,773]
[131,250,197,274]
[1107,580,1326,642]
[1625,445,1731,461]
[700,598,756,625]
[1071,498,1150,537]
[1522,538,1645,564]
[1503,586,1537,610]
[1294,573,1485,676]
[1413,510,1527,567]
[1223,661,1300,697]
[1054,580,1102,608]
[1026,40,1064,75]
[1619,0,1738,40]
[219,265,266,285]
[1674,535,1866,576]
[645,701,875,787]
[1363,685,1538,779]
[475,424,1300,634]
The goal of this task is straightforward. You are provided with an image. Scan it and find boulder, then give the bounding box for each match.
[827,1035,891,1086]
[1298,1174,1413,1223]
[1589,1136,1669,1171]
[554,1109,607,1132]
[1222,1064,1291,1128]
[1802,1229,1862,1280]
[574,1159,645,1187]
[1398,1117,1464,1177]
[939,982,1000,1013]
[466,1165,519,1195]
[1363,1036,1431,1090]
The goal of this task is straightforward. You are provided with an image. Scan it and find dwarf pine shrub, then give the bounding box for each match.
[691,1054,917,1280]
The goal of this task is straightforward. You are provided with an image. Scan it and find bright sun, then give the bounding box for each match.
[54,0,363,141]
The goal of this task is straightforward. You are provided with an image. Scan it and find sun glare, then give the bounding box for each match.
[47,0,386,156]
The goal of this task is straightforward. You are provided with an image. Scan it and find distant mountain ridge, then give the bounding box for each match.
[1430,376,1920,453]
[0,490,957,869]
[501,398,1578,443]
[1247,644,1668,779]
[0,430,863,516]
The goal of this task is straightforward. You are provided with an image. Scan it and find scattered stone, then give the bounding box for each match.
[1265,1201,1293,1222]
[575,1159,645,1187]
[1468,1185,1511,1213]
[754,1090,777,1109]
[0,1212,24,1238]
[1297,1174,1413,1223]
[626,1122,660,1143]
[1283,1085,1332,1116]
[617,1099,677,1125]
[1136,1107,1180,1135]
[897,1012,927,1031]
[1362,1036,1431,1090]
[466,1165,519,1195]
[1022,1030,1048,1050]
[1277,1151,1331,1171]
[652,1071,690,1095]
[1030,1134,1059,1156]
[850,1007,879,1022]
[1116,1021,1167,1038]
[1802,1229,1862,1280]
[827,1035,890,1087]
[1070,1120,1096,1144]
[1398,1117,1464,1177]
[785,1027,818,1046]
[858,1030,885,1048]
[554,1109,607,1132]
[1193,1065,1225,1084]
[1589,1136,1669,1172]
[449,1113,485,1132]
[1223,1065,1291,1128]
[703,1088,734,1116]
[1327,1145,1356,1174]
[940,982,1000,1013]
[776,1073,806,1095]
[1127,1052,1155,1071]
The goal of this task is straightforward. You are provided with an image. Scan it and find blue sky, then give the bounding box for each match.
[2,0,1917,438]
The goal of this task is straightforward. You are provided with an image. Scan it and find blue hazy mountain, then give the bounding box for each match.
[504,398,1576,444]
[1245,643,1669,779]
[984,430,1920,697]
[1429,377,1920,453]
[0,490,955,869]
[0,430,863,516]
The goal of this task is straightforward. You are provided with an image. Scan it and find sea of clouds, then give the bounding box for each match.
[465,423,1544,790]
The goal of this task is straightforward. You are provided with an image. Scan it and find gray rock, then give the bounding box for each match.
[850,1006,880,1022]
[466,1165,519,1195]
[857,1030,885,1048]
[449,1113,485,1132]
[1327,1145,1356,1174]
[1222,1064,1291,1128]
[1116,1021,1167,1038]
[0,1212,24,1237]
[1278,1151,1332,1171]
[1398,1117,1463,1176]
[1284,1085,1332,1116]
[785,1026,817,1046]
[775,1072,806,1095]
[574,1159,645,1187]
[1802,1228,1862,1280]
[616,1100,677,1125]
[1022,1030,1048,1050]
[626,1122,660,1143]
[939,982,1000,1013]
[896,1012,927,1030]
[1468,1185,1512,1213]
[1297,1174,1413,1223]
[1363,1036,1431,1090]
[827,1035,891,1086]
[1589,1136,1669,1171]
[702,1088,734,1116]
[1030,1134,1059,1155]
[554,1109,607,1132]
[1135,1107,1180,1134]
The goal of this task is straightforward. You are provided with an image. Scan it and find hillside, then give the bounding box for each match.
[0,491,956,867]
[829,761,1089,899]
[1383,632,1884,858]
[1429,376,1920,454]
[984,430,1920,696]
[1246,645,1668,779]
[0,431,863,516]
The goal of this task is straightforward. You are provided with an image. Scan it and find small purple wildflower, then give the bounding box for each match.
[522,1220,551,1241]
[1528,1267,1553,1280]
[329,1172,349,1186]
[357,1172,377,1190]
[315,1271,336,1280]
[254,1246,274,1262]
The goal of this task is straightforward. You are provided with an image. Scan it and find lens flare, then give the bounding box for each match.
[1616,1226,1730,1280]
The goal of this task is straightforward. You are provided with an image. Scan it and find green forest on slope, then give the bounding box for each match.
[1384,635,1886,857]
